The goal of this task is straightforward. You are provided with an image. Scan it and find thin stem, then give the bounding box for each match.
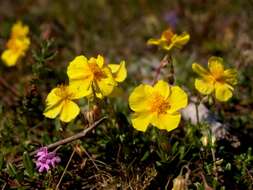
[13,116,107,163]
[55,149,75,190]
[83,148,99,171]
[167,55,174,85]
[1,183,7,190]
[152,54,169,85]
[211,147,218,179]
[195,102,200,125]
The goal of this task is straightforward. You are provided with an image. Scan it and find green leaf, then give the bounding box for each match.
[7,163,17,177]
[23,151,34,177]
[171,141,179,155]
[179,146,185,160]
[141,151,150,161]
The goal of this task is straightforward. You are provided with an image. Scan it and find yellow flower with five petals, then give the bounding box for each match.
[43,85,84,122]
[147,28,190,51]
[1,37,30,66]
[67,55,126,98]
[192,56,237,102]
[129,80,188,132]
[1,21,30,67]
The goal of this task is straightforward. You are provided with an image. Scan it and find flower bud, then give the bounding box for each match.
[84,105,100,124]
[201,135,209,147]
[201,135,216,147]
[172,175,187,190]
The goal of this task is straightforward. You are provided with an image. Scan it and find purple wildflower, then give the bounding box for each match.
[35,147,61,173]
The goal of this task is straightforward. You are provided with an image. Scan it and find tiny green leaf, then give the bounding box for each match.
[23,151,35,177]
[7,163,17,177]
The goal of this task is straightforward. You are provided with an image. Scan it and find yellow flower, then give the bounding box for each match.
[192,56,237,102]
[129,80,188,132]
[67,55,120,98]
[43,85,84,122]
[147,28,190,51]
[1,21,30,67]
[1,37,30,66]
[11,21,29,39]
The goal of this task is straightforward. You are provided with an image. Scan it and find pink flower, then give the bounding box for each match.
[35,147,61,173]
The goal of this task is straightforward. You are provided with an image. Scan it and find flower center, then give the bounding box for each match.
[149,93,170,114]
[7,39,23,52]
[163,29,174,44]
[55,85,73,99]
[89,62,106,81]
[211,72,225,83]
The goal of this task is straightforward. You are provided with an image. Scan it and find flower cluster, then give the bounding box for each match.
[42,26,237,134]
[1,21,30,67]
[43,55,126,122]
[192,56,237,101]
[147,27,190,52]
[35,147,61,173]
[126,28,191,133]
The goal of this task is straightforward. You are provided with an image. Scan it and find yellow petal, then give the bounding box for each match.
[131,112,153,132]
[43,103,63,119]
[208,56,224,76]
[129,84,152,112]
[108,61,127,82]
[59,100,80,122]
[70,81,93,98]
[44,106,63,120]
[147,38,161,45]
[67,55,92,97]
[45,88,62,106]
[224,69,237,85]
[167,86,188,113]
[88,55,104,68]
[94,67,116,97]
[195,78,214,95]
[96,55,104,68]
[162,44,174,51]
[43,88,63,119]
[67,55,90,80]
[214,83,233,102]
[21,38,30,51]
[6,37,30,54]
[153,80,170,99]
[96,79,114,98]
[192,63,209,77]
[171,32,190,48]
[68,85,87,99]
[11,21,29,38]
[151,113,181,132]
[1,49,19,66]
